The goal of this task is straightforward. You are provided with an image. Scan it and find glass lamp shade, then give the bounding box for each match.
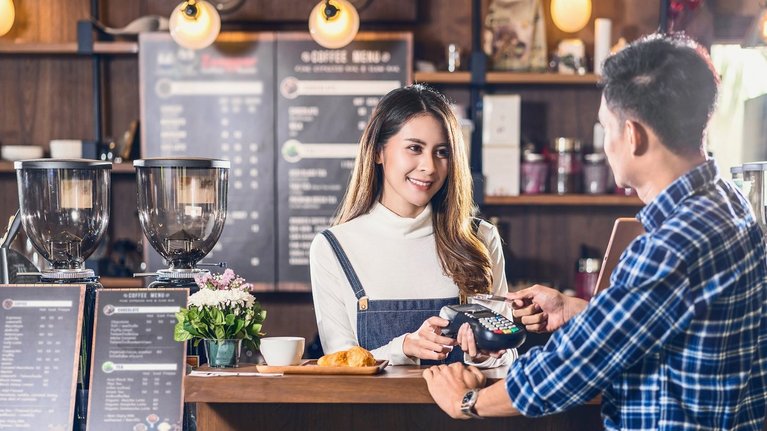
[134,158,229,270]
[551,0,592,33]
[0,0,15,36]
[308,0,359,49]
[169,0,221,50]
[14,160,111,270]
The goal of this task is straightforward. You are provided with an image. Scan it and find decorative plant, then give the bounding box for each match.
[173,269,266,350]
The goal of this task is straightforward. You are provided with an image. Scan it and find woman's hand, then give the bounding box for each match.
[456,323,506,362]
[403,316,457,361]
[507,284,588,333]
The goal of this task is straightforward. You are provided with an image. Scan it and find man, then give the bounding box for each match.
[424,33,767,430]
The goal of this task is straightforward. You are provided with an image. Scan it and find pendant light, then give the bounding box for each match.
[308,0,360,49]
[169,0,221,50]
[551,0,592,33]
[0,0,15,37]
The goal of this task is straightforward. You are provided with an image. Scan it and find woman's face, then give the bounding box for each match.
[377,114,450,218]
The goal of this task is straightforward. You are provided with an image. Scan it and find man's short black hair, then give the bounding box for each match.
[600,33,719,155]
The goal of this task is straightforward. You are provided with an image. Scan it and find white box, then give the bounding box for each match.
[483,144,520,196]
[482,94,521,145]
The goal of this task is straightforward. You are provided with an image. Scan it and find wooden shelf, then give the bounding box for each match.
[112,163,135,173]
[100,276,144,288]
[483,194,643,206]
[0,41,138,55]
[414,71,471,83]
[414,71,600,85]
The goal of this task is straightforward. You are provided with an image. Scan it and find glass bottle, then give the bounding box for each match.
[583,152,608,194]
[521,152,548,194]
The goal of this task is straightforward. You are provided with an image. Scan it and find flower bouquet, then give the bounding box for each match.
[174,269,266,367]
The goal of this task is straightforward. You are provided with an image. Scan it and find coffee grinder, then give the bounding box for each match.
[14,159,111,430]
[133,158,229,290]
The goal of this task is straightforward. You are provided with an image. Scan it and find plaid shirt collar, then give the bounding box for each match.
[638,159,719,233]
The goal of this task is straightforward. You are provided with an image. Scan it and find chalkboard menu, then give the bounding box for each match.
[0,284,85,430]
[140,32,412,291]
[139,33,276,288]
[275,33,411,289]
[86,289,186,431]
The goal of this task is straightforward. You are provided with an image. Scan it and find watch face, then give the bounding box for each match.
[461,389,477,405]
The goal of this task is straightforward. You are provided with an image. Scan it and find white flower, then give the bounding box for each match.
[188,287,255,314]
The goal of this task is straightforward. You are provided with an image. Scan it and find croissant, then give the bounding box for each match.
[318,346,376,367]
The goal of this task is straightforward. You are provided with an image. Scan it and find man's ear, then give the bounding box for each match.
[625,120,649,157]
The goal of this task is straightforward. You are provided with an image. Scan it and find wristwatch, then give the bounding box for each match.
[460,388,483,419]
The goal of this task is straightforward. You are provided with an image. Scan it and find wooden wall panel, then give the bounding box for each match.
[102,0,418,28]
[102,57,139,142]
[4,0,91,43]
[0,57,94,149]
[483,205,642,291]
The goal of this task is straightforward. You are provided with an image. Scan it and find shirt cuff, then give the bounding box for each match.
[387,333,419,365]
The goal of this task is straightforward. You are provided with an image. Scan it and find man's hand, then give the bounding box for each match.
[423,363,487,419]
[403,316,456,360]
[507,284,588,333]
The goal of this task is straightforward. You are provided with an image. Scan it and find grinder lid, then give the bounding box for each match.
[14,159,112,170]
[134,157,230,169]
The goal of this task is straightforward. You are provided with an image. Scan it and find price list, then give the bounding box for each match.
[86,289,187,431]
[0,284,85,430]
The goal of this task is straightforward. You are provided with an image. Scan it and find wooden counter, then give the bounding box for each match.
[185,364,604,431]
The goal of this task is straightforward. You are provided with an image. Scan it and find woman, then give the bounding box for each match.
[310,84,514,367]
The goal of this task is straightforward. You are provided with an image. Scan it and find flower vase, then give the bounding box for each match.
[203,339,242,368]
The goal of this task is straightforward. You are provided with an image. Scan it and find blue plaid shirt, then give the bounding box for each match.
[506,160,767,430]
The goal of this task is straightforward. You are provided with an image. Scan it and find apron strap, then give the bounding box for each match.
[320,230,369,310]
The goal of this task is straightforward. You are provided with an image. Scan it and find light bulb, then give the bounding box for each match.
[0,0,15,37]
[169,0,221,50]
[551,0,592,33]
[308,0,359,49]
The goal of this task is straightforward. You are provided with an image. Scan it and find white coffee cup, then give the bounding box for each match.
[259,336,305,366]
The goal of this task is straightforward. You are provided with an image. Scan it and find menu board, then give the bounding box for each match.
[86,289,186,431]
[275,33,412,289]
[139,33,276,288]
[0,284,85,430]
[140,32,412,291]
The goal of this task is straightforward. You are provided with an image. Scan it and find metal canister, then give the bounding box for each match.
[550,138,582,194]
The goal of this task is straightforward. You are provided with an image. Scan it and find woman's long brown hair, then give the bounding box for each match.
[334,84,492,295]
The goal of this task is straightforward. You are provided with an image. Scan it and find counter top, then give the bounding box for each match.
[186,363,497,404]
[185,363,600,409]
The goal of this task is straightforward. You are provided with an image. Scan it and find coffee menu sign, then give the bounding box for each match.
[86,289,186,431]
[140,32,412,291]
[274,33,411,288]
[0,284,85,430]
[140,32,277,289]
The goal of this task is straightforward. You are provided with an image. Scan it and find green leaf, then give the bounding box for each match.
[225,313,236,326]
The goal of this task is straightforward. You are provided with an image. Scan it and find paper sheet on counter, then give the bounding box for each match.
[190,370,283,377]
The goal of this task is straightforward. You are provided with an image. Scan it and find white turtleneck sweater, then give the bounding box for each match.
[309,202,515,366]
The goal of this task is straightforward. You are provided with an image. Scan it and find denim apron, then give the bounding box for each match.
[321,230,464,365]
